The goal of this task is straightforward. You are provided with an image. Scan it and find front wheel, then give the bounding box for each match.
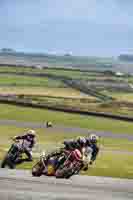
[32,161,45,177]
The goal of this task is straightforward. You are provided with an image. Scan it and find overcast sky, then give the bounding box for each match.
[0,0,133,56]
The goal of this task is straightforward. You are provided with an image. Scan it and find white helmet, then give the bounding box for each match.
[27,129,36,137]
[88,134,99,144]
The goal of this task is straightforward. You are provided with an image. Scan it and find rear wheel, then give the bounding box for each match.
[56,166,73,179]
[1,156,8,168]
[1,155,15,169]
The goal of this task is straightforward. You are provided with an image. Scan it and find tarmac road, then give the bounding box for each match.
[0,169,133,200]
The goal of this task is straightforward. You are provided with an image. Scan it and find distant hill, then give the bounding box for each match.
[118,54,133,62]
[0,48,16,53]
[0,50,115,71]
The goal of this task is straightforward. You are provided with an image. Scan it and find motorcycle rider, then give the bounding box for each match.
[13,129,36,162]
[44,136,86,172]
[44,135,99,174]
[64,136,86,151]
[86,134,100,166]
[72,134,99,171]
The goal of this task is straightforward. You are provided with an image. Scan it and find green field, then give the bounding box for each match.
[0,66,102,80]
[0,74,64,87]
[82,152,133,179]
[1,65,130,81]
[103,91,133,102]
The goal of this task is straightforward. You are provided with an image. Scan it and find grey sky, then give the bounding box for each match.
[0,0,133,56]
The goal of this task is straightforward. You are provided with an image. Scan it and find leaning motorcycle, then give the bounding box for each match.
[1,138,24,169]
[32,151,66,177]
[55,149,83,179]
[32,151,47,176]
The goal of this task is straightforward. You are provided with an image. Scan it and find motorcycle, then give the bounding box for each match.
[1,138,24,169]
[32,151,47,176]
[32,147,92,178]
[55,149,83,179]
[32,148,74,177]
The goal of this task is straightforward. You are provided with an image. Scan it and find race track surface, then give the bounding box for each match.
[0,169,133,200]
[0,119,133,140]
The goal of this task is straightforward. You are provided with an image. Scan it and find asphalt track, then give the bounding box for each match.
[0,169,133,200]
[0,119,133,140]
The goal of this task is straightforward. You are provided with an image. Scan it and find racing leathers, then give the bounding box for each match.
[44,139,81,169]
[86,139,99,164]
[63,139,81,150]
[14,134,36,161]
[44,137,99,172]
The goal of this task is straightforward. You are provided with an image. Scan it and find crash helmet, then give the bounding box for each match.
[88,134,99,144]
[27,129,36,138]
[76,136,86,147]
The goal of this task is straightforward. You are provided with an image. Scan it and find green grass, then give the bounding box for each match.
[0,103,133,134]
[103,91,133,102]
[82,152,133,179]
[1,65,127,81]
[0,66,102,80]
[0,74,64,87]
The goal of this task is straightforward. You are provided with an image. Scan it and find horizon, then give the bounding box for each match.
[0,48,117,59]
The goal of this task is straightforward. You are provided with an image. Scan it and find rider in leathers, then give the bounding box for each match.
[86,134,99,165]
[44,137,86,169]
[14,129,36,162]
[77,134,100,172]
[63,134,99,171]
[44,135,99,172]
